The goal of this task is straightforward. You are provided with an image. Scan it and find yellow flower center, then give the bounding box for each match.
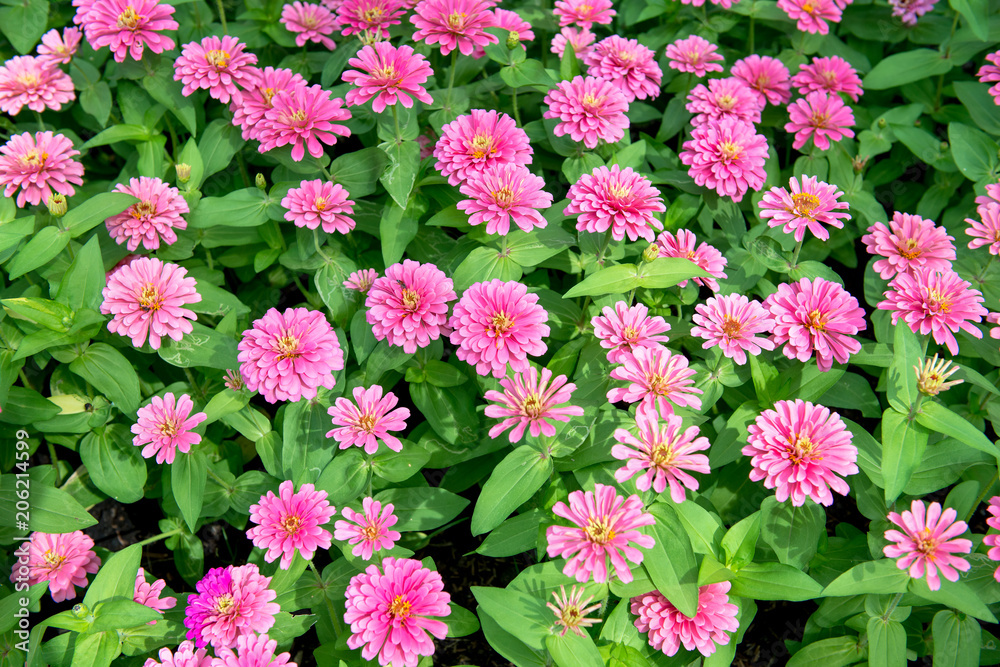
[117,6,142,29]
[523,394,543,419]
[131,200,157,219]
[138,284,162,312]
[811,111,830,126]
[581,93,606,110]
[361,523,380,540]
[469,133,496,160]
[159,419,178,437]
[215,595,235,614]
[302,14,318,28]
[914,527,938,559]
[716,94,736,110]
[18,72,38,86]
[821,70,837,85]
[374,64,397,81]
[788,434,820,465]
[791,192,821,219]
[447,11,466,28]
[650,441,677,468]
[585,517,615,544]
[718,141,742,160]
[20,149,47,168]
[206,49,230,68]
[805,309,827,332]
[720,315,743,338]
[362,6,384,21]
[491,311,514,337]
[314,196,328,211]
[280,514,303,535]
[401,288,421,310]
[275,335,301,360]
[262,87,277,105]
[755,74,771,89]
[42,550,66,568]
[898,238,922,259]
[358,413,377,433]
[288,109,308,123]
[388,594,413,619]
[618,50,633,62]
[929,289,951,314]
[493,187,515,207]
[802,2,817,13]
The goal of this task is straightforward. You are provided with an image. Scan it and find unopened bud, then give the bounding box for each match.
[71,603,89,619]
[358,29,381,45]
[506,30,520,50]
[255,173,266,190]
[852,155,869,173]
[47,193,67,218]
[642,243,660,263]
[915,354,963,397]
[877,117,886,129]
[176,163,191,184]
[940,142,948,152]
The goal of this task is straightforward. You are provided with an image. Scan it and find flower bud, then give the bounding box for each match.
[256,173,267,190]
[642,243,660,263]
[47,193,67,218]
[877,117,886,129]
[175,163,191,184]
[506,30,520,50]
[914,354,963,397]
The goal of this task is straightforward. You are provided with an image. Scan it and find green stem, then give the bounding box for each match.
[18,369,34,392]
[134,527,184,549]
[444,50,458,111]
[392,104,401,144]
[206,467,230,488]
[291,274,322,309]
[966,471,999,523]
[313,228,330,261]
[512,87,521,126]
[33,110,45,132]
[307,560,346,638]
[47,442,62,485]
[625,288,636,306]
[183,368,206,401]
[594,229,614,265]
[790,239,803,268]
[881,592,905,621]
[162,113,179,161]
[215,0,228,33]
[975,254,996,283]
[236,151,251,188]
[748,13,755,53]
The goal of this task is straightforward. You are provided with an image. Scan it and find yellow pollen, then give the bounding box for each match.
[447,11,467,28]
[585,517,615,544]
[374,65,397,81]
[821,70,837,85]
[361,523,380,541]
[718,141,742,160]
[314,196,328,211]
[18,73,38,86]
[206,49,231,68]
[275,335,301,360]
[401,288,421,310]
[802,1,816,12]
[138,284,162,313]
[523,394,543,419]
[811,111,830,126]
[608,184,631,199]
[650,441,677,468]
[280,514,303,535]
[787,434,820,465]
[618,50,633,61]
[302,14,318,28]
[929,289,951,314]
[358,413,377,433]
[131,200,157,219]
[716,94,736,110]
[579,3,592,12]
[289,109,308,123]
[581,93,606,109]
[159,419,178,438]
[388,594,413,619]
[805,309,827,332]
[20,149,47,168]
[42,550,66,568]
[898,238,922,259]
[491,311,515,339]
[790,192,821,218]
[493,187,515,207]
[687,51,700,63]
[622,326,638,340]
[215,595,235,614]
[262,87,277,104]
[116,6,142,29]
[469,133,495,160]
[362,6,384,21]
[720,315,743,338]
[914,527,938,559]
[755,74,770,89]
[686,250,698,260]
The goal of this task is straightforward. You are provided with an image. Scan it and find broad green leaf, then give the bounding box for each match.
[932,610,980,667]
[0,386,60,425]
[69,343,141,416]
[731,562,822,601]
[452,246,523,292]
[563,264,641,298]
[379,140,421,208]
[787,636,866,667]
[6,227,69,279]
[547,631,604,667]
[64,192,140,237]
[0,583,47,635]
[281,397,332,486]
[644,503,699,617]
[760,497,824,569]
[949,0,989,41]
[330,147,390,198]
[0,0,48,54]
[471,586,550,650]
[479,609,548,666]
[79,425,147,503]
[863,49,953,90]
[56,236,105,311]
[372,446,431,482]
[446,603,481,638]
[721,511,760,571]
[83,545,141,606]
[141,61,197,135]
[888,323,921,412]
[477,509,545,557]
[867,617,906,667]
[638,257,712,289]
[673,500,725,558]
[374,487,469,532]
[5,483,97,533]
[1,297,72,331]
[949,123,1000,182]
[909,578,997,623]
[380,198,422,266]
[471,446,552,535]
[187,189,271,228]
[823,560,910,596]
[314,450,368,506]
[881,409,930,503]
[954,81,1000,136]
[409,382,478,445]
[499,59,557,90]
[199,119,244,179]
[81,125,153,149]
[158,322,239,370]
[172,449,208,531]
[917,401,1000,461]
[505,224,576,267]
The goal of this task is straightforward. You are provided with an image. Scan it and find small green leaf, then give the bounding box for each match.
[471,586,551,650]
[69,343,141,416]
[446,603,481,638]
[949,123,1000,182]
[476,509,545,557]
[867,617,906,667]
[644,503,699,617]
[6,227,69,279]
[760,497,825,569]
[80,424,147,503]
[823,560,910,597]
[730,562,822,601]
[329,146,390,198]
[932,610,981,667]
[471,445,552,535]
[881,409,930,503]
[374,487,469,532]
[547,631,604,667]
[379,140,421,208]
[563,264,641,298]
[83,545,141,606]
[917,401,1000,461]
[863,49,953,90]
[64,192,141,237]
[172,449,208,531]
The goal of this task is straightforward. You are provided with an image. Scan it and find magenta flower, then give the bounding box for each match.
[457,162,553,235]
[655,229,729,292]
[731,54,792,107]
[966,201,1000,255]
[984,497,1000,581]
[631,583,739,657]
[0,56,75,116]
[542,75,630,150]
[327,385,410,454]
[492,9,534,41]
[344,269,379,293]
[691,294,775,365]
[758,175,850,242]
[134,567,177,623]
[546,483,656,584]
[258,84,351,162]
[553,0,615,28]
[281,1,337,48]
[550,27,596,59]
[247,480,336,569]
[765,277,867,372]
[334,497,401,560]
[131,393,206,464]
[173,36,259,106]
[583,35,662,102]
[591,301,671,364]
[861,211,956,279]
[665,36,724,78]
[237,307,346,403]
[679,0,738,7]
[230,67,307,142]
[777,0,841,34]
[564,164,665,242]
[184,564,280,649]
[281,179,355,234]
[433,109,532,186]
[85,0,178,62]
[878,268,987,356]
[411,0,498,56]
[785,91,855,151]
[792,55,863,102]
[607,346,703,418]
[977,51,1000,104]
[343,42,433,113]
[680,117,769,203]
[889,0,938,25]
[344,557,451,667]
[365,260,457,353]
[337,0,407,39]
[101,257,201,350]
[686,77,762,127]
[612,410,711,502]
[9,531,100,603]
[884,500,972,591]
[449,279,550,378]
[105,176,190,252]
[212,634,296,667]
[0,131,84,207]
[37,27,83,65]
[142,641,212,667]
[484,366,584,442]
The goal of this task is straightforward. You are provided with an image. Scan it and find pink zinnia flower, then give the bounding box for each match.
[591,301,671,364]
[457,162,552,235]
[612,410,711,502]
[743,399,858,506]
[548,585,602,637]
[326,384,410,454]
[546,483,655,584]
[132,392,206,464]
[343,42,433,113]
[543,75,630,150]
[37,27,83,65]
[101,257,201,350]
[449,279,550,378]
[861,211,956,279]
[608,346,703,418]
[230,67,307,142]
[631,583,739,657]
[344,557,451,667]
[0,131,84,207]
[492,9,534,41]
[679,117,769,203]
[433,109,532,186]
[484,366,584,442]
[134,567,177,623]
[678,0,739,7]
[691,294,775,365]
[184,564,280,650]
[758,175,850,242]
[785,91,855,151]
[731,54,792,107]
[966,201,1000,255]
[878,268,987,356]
[655,229,729,292]
[550,27,596,59]
[977,51,1000,104]
[686,77,762,127]
[337,0,407,39]
[0,56,75,116]
[238,307,346,403]
[281,179,355,233]
[411,0,498,56]
[212,634,296,667]
[553,0,615,28]
[247,480,336,569]
[665,36,724,78]
[583,35,662,102]
[777,0,841,34]
[258,84,351,162]
[765,277,867,372]
[173,35,259,104]
[792,55,863,102]
[334,497,401,560]
[281,1,337,48]
[884,500,972,591]
[9,532,100,603]
[984,497,1000,581]
[564,164,665,242]
[889,0,938,25]
[977,182,1000,209]
[344,268,379,293]
[365,260,457,353]
[105,176,190,251]
[85,0,178,63]
[143,641,212,667]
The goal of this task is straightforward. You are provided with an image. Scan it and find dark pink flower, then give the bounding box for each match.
[365,260,457,353]
[665,36,724,78]
[134,567,177,623]
[131,392,206,464]
[889,0,938,25]
[550,27,596,59]
[966,201,1000,255]
[484,366,584,442]
[9,532,100,603]
[691,294,775,365]
[785,91,855,151]
[591,301,671,364]
[230,67,307,142]
[613,410,711,501]
[0,56,75,115]
[37,27,83,65]
[173,35,259,104]
[607,346,703,419]
[977,51,1000,105]
[777,0,841,34]
[656,229,729,292]
[984,497,1000,581]
[334,497,401,560]
[565,164,665,242]
[542,75,630,150]
[679,117,769,203]
[411,0,498,56]
[792,55,863,102]
[184,564,279,649]
[686,77,762,127]
[631,583,739,657]
[212,634,296,667]
[861,211,956,279]
[247,480,335,569]
[0,131,84,207]
[584,35,662,102]
[433,109,532,186]
[731,54,791,107]
[758,175,850,242]
[553,0,614,28]
[457,162,552,235]
[884,500,972,591]
[337,0,407,39]
[281,179,355,233]
[84,0,178,63]
[343,42,434,113]
[258,84,351,162]
[281,1,337,48]
[492,9,534,41]
[326,384,410,454]
[105,176,190,251]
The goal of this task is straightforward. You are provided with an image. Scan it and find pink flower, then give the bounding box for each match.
[884,500,972,591]
[792,55,863,102]
[731,54,791,107]
[9,532,100,603]
[457,162,552,235]
[281,1,337,48]
[665,36,724,78]
[484,366,584,442]
[105,176,190,251]
[612,410,710,502]
[777,0,841,34]
[0,131,84,208]
[679,0,739,7]
[655,229,729,292]
[765,277,866,372]
[591,301,671,364]
[327,384,410,454]
[343,42,433,113]
[553,0,615,28]
[985,497,1000,581]
[546,483,655,584]
[247,480,336,569]
[173,35,259,104]
[101,257,201,350]
[564,164,665,242]
[584,35,662,102]
[691,294,775,365]
[975,182,1000,208]
[631,583,739,657]
[743,399,858,506]
[433,109,532,186]
[134,567,177,623]
[337,0,407,39]
[449,279,550,378]
[212,634,296,667]
[785,91,855,151]
[365,260,457,353]
[345,269,379,293]
[281,179,355,233]
[132,393,207,464]
[143,641,212,667]
[550,27,596,59]
[542,75,630,150]
[0,56,75,116]
[230,67,307,142]
[547,585,602,637]
[85,0,178,63]
[608,346,703,419]
[238,307,346,403]
[37,27,83,65]
[878,268,987,356]
[966,201,1000,255]
[977,51,1000,104]
[334,497,401,560]
[258,84,351,162]
[411,0,498,56]
[679,118,769,203]
[758,175,850,242]
[686,77,762,127]
[861,211,956,279]
[492,9,534,41]
[889,0,938,25]
[184,564,280,650]
[345,557,451,667]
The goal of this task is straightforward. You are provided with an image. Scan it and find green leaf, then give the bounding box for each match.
[721,511,760,571]
[881,409,930,503]
[2,297,72,331]
[6,227,69,279]
[198,119,244,179]
[863,49,953,90]
[80,425,147,503]
[563,264,641,298]
[380,198,421,266]
[69,343,141,416]
[409,381,478,445]
[500,59,558,90]
[452,246,523,292]
[0,0,48,54]
[471,445,552,535]
[730,562,823,601]
[908,578,998,623]
[0,386,60,425]
[83,545,141,606]
[760,497,825,569]
[932,610,980,667]
[949,0,989,41]
[81,125,154,149]
[372,446,431,483]
[56,236,105,311]
[80,81,113,127]
[188,189,271,228]
[374,487,469,532]
[91,600,164,632]
[471,586,551,650]
[644,503,699,617]
[0,482,97,533]
[446,603,481,638]
[638,257,712,289]
[177,138,206,189]
[823,560,910,596]
[476,509,545,557]
[141,61,198,135]
[314,449,368,506]
[422,360,468,388]
[69,630,120,667]
[281,397,332,486]
[917,401,1000,461]
[158,322,239,370]
[65,192,140,237]
[867,617,906,667]
[949,123,1000,182]
[954,81,1000,136]
[478,609,548,666]
[547,631,604,667]
[505,223,576,267]
[172,449,208,531]
[330,147,390,198]
[0,583,47,635]
[379,140,421,208]
[786,636,866,667]
[887,320,921,411]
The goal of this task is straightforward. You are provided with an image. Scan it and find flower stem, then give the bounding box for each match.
[215,0,228,33]
[313,228,330,261]
[33,110,45,132]
[444,50,458,112]
[134,527,184,549]
[392,104,401,144]
[595,229,614,265]
[748,13,755,53]
[790,239,803,268]
[308,560,346,638]
[206,466,231,489]
[512,87,521,126]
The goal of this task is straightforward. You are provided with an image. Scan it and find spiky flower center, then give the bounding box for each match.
[491,311,514,336]
[358,412,377,433]
[755,74,771,89]
[898,238,922,259]
[718,141,742,161]
[915,355,962,397]
[215,594,236,615]
[20,149,47,168]
[206,49,230,68]
[388,594,412,620]
[280,513,303,535]
[314,196,328,211]
[493,187,516,207]
[914,527,940,559]
[401,288,421,310]
[720,315,743,338]
[17,72,38,86]
[447,11,467,29]
[262,87,277,105]
[788,433,820,465]
[791,192,821,219]
[288,109,308,124]
[801,1,817,14]
[117,6,142,29]
[804,309,827,332]
[820,70,838,86]
[581,93,606,111]
[928,289,951,314]
[585,516,616,544]
[810,111,831,127]
[650,440,677,468]
[158,417,179,438]
[362,6,384,21]
[522,394,544,419]
[716,94,736,110]
[469,133,496,160]
[42,550,67,568]
[622,325,638,341]
[275,335,301,360]
[687,50,701,63]
[374,64,397,82]
[131,200,157,219]
[138,284,163,312]
[302,13,318,28]
[361,523,381,541]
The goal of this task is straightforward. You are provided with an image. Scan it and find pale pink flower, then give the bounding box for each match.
[977,51,1000,105]
[343,42,434,113]
[984,497,1000,581]
[281,179,355,233]
[777,0,841,34]
[758,175,850,242]
[327,384,410,454]
[492,9,534,41]
[731,54,791,107]
[691,294,775,365]
[884,500,972,591]
[484,366,584,442]
[173,35,259,104]
[143,641,212,667]
[0,131,84,207]
[785,91,855,151]
[665,36,724,78]
[433,109,532,186]
[977,183,1000,210]
[449,279,550,378]
[101,257,201,350]
[889,0,938,25]
[334,497,401,560]
[9,532,99,603]
[547,585,602,637]
[365,260,457,353]
[584,35,662,102]
[281,1,337,48]
[608,345,703,418]
[0,56,75,115]
[212,634,296,667]
[247,480,336,569]
[565,164,665,242]
[345,269,378,293]
[85,0,178,62]
[679,117,769,203]
[686,77,762,127]
[966,201,1000,255]
[546,483,655,584]
[72,0,98,26]
[542,75,630,150]
[237,307,346,403]
[553,0,615,28]
[591,301,671,364]
[457,162,552,235]
[612,410,710,502]
[411,0,499,56]
[792,55,863,102]
[337,0,407,39]
[258,84,351,162]
[184,564,279,650]
[550,27,596,59]
[230,67,307,142]
[631,583,739,657]
[105,176,190,251]
[131,393,206,464]
[134,567,177,623]
[345,557,451,667]
[37,27,83,65]
[861,212,956,279]
[655,229,729,292]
